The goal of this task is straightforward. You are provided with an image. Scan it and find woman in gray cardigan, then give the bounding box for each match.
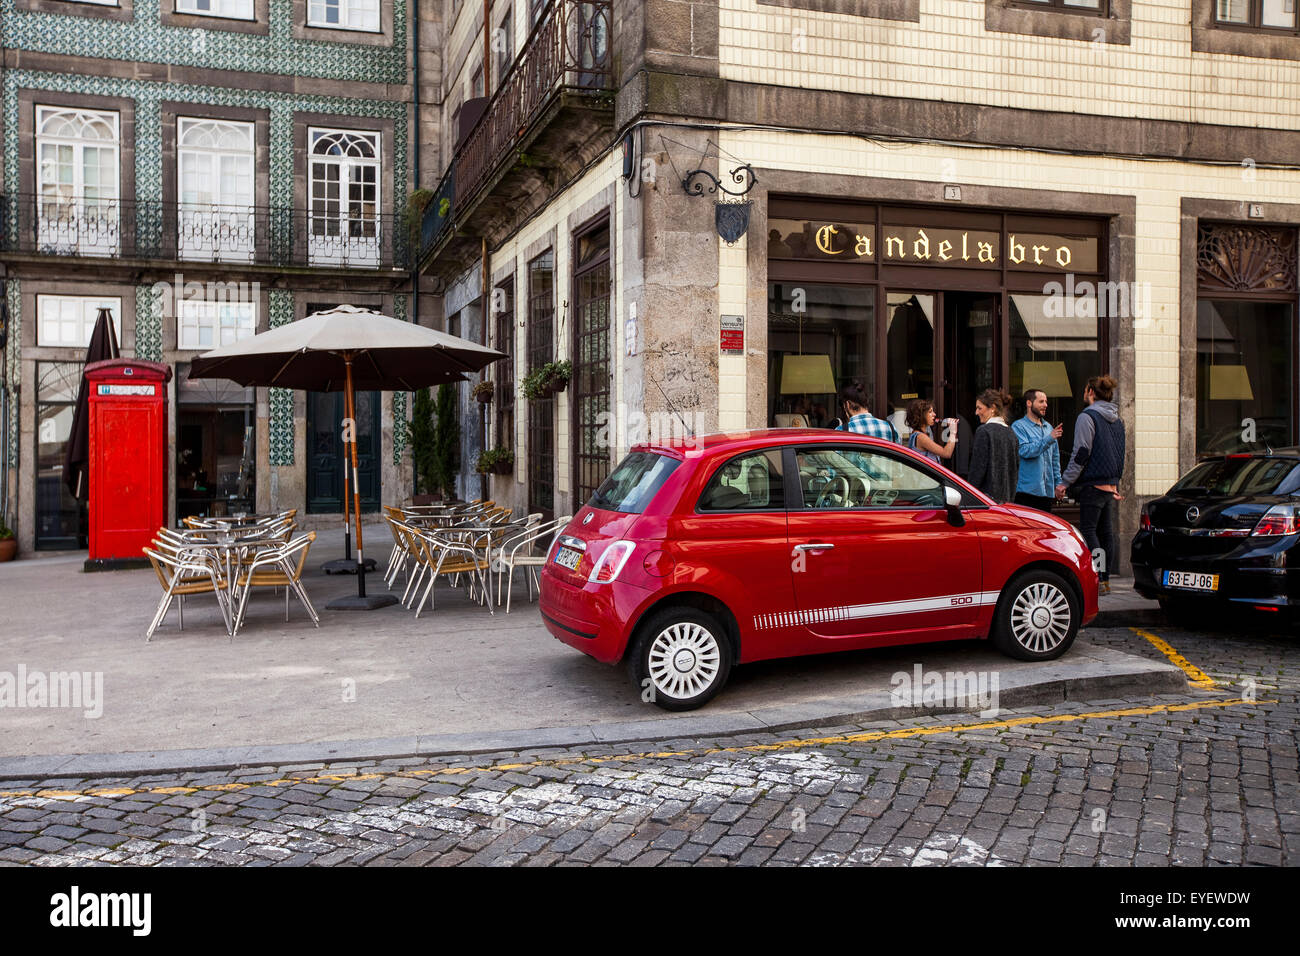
[967,388,1019,503]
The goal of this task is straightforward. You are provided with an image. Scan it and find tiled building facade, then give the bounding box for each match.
[419,0,1300,550]
[1,0,441,552]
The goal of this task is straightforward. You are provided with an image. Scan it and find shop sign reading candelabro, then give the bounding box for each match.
[769,219,1098,272]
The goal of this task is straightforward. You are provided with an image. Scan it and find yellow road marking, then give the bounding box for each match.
[0,696,1267,802]
[1132,628,1217,688]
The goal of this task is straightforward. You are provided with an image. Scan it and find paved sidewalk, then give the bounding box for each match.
[0,526,1176,774]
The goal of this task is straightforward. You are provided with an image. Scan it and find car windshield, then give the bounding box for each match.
[587,452,681,514]
[1172,457,1300,496]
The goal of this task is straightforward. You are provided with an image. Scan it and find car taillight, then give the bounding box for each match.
[1140,508,1152,532]
[588,540,635,583]
[1251,506,1299,536]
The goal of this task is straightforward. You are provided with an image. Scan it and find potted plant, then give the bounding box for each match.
[546,359,572,395]
[0,522,15,562]
[472,380,494,404]
[476,448,515,476]
[407,386,438,505]
[521,359,573,401]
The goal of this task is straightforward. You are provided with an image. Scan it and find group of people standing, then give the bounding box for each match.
[835,375,1125,591]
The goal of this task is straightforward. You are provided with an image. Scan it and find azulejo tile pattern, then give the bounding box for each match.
[3,70,409,235]
[133,284,163,361]
[4,279,19,469]
[392,292,408,465]
[1,0,408,85]
[268,289,295,467]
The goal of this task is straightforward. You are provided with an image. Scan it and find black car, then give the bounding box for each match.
[1132,450,1300,621]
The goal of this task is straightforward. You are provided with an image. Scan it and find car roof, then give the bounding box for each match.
[630,428,900,459]
[1196,446,1300,461]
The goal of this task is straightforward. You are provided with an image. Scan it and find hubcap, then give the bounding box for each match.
[1009,582,1072,654]
[648,622,721,700]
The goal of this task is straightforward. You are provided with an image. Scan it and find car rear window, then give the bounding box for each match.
[1173,457,1300,496]
[587,452,681,514]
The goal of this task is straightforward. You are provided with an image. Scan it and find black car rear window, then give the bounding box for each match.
[587,452,681,514]
[1172,458,1300,496]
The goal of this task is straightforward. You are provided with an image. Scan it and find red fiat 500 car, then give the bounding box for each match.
[539,429,1098,710]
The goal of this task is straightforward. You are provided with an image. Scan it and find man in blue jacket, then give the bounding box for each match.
[1011,388,1063,512]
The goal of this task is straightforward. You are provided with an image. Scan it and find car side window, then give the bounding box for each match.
[795,446,945,510]
[697,450,785,512]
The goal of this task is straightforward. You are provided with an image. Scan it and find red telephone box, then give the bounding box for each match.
[85,359,172,570]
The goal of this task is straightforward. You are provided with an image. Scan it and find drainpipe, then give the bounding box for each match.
[480,235,489,502]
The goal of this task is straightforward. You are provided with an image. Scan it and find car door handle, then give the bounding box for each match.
[794,543,835,551]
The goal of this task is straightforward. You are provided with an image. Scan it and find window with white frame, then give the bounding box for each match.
[175,0,254,18]
[37,295,123,348]
[36,106,120,256]
[308,0,379,31]
[178,117,256,262]
[177,299,258,350]
[307,127,381,266]
[65,0,119,5]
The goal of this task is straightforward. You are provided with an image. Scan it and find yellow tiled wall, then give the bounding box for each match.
[719,0,1300,129]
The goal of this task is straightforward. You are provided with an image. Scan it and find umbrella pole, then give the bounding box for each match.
[326,354,396,610]
[320,383,375,575]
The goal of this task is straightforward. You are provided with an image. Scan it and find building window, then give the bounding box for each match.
[308,0,379,31]
[1015,0,1105,10]
[572,219,612,507]
[36,295,123,348]
[177,299,258,350]
[494,277,515,468]
[1195,223,1299,454]
[495,7,514,87]
[36,105,120,257]
[35,362,86,550]
[471,64,485,99]
[176,0,254,18]
[66,0,118,5]
[178,118,255,263]
[527,250,555,519]
[1214,0,1298,30]
[308,127,381,267]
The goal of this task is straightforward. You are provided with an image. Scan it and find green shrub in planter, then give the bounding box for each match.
[476,447,515,475]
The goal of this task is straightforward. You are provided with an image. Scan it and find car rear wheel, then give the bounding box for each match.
[629,607,733,711]
[992,570,1079,661]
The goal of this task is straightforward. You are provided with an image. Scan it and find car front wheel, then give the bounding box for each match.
[992,570,1080,661]
[629,607,733,711]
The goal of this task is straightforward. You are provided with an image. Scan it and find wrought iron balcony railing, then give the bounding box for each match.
[420,0,612,260]
[0,194,414,270]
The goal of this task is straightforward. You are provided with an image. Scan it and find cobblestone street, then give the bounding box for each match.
[2,624,1296,867]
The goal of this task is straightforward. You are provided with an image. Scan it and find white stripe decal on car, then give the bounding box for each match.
[752,591,1001,631]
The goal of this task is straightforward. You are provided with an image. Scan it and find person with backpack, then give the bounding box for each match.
[1059,375,1125,594]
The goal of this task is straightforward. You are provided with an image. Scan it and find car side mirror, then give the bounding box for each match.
[944,485,965,527]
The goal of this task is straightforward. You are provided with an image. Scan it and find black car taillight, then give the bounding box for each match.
[1252,505,1299,537]
[1140,506,1152,532]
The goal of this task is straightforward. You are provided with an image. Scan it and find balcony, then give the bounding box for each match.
[0,193,415,272]
[418,0,614,276]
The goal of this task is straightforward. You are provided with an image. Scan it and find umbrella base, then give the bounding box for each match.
[321,557,377,574]
[326,593,399,611]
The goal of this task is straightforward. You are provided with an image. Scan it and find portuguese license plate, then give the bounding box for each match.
[1164,570,1219,592]
[554,546,582,571]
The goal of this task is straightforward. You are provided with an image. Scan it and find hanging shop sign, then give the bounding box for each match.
[769,219,1098,273]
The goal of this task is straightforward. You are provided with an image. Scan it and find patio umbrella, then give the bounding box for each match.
[189,305,504,610]
[64,307,121,500]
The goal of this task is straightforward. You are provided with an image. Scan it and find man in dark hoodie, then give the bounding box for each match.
[1059,375,1125,593]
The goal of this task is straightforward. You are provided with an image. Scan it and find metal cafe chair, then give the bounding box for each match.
[411,526,496,618]
[143,544,233,641]
[494,516,571,613]
[231,531,320,637]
